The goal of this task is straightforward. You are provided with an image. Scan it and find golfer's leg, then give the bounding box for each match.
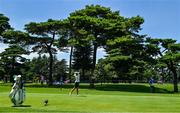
[76,88,79,95]
[70,87,75,95]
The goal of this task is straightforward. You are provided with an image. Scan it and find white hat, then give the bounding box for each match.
[14,75,21,81]
[17,75,21,78]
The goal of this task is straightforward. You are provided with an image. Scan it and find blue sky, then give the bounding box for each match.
[0,0,180,61]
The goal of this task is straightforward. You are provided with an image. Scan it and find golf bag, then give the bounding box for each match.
[9,75,26,106]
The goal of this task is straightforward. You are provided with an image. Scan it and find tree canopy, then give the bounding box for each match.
[0,5,179,92]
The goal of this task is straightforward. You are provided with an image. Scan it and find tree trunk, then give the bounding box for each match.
[159,51,178,92]
[10,56,16,83]
[69,46,73,82]
[92,43,98,71]
[169,61,178,92]
[47,32,55,86]
[90,43,97,88]
[48,48,53,85]
[173,71,178,92]
[82,68,85,81]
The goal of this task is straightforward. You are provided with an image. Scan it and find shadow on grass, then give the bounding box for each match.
[0,107,80,112]
[24,83,174,94]
[25,84,90,89]
[95,84,173,94]
[12,105,31,107]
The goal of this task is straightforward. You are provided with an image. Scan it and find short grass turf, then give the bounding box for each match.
[0,83,180,113]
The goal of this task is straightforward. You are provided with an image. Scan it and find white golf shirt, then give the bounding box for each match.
[74,73,80,83]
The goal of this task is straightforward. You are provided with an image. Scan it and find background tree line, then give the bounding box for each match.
[0,5,179,92]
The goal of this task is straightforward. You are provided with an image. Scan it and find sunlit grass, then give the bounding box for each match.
[0,83,180,113]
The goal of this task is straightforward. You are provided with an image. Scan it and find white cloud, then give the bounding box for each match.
[0,43,8,53]
[22,51,69,61]
[22,52,40,59]
[0,43,107,65]
[97,48,107,60]
[56,48,107,64]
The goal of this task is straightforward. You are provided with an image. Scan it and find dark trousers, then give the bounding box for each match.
[150,85,155,93]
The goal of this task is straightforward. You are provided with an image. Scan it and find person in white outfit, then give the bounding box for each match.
[69,72,80,95]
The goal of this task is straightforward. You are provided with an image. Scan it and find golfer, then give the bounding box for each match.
[69,72,80,95]
[149,77,155,93]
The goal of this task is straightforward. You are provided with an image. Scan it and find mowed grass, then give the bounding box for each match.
[0,83,180,113]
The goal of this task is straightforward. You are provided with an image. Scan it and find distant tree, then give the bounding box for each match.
[2,30,30,45]
[106,35,146,82]
[0,14,11,80]
[24,55,49,82]
[55,19,72,80]
[0,44,27,82]
[62,18,92,81]
[53,57,68,82]
[72,45,93,80]
[25,19,65,85]
[146,38,180,92]
[23,55,68,83]
[0,28,30,83]
[68,5,121,78]
[94,58,108,85]
[0,14,11,36]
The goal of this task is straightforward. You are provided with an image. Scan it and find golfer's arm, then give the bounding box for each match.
[12,83,17,89]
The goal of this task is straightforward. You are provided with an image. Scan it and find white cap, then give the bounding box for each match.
[14,75,21,81]
[17,75,21,78]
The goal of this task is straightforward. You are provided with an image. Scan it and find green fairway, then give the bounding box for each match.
[0,83,180,113]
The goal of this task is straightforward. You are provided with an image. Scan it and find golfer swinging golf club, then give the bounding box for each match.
[9,75,25,106]
[69,71,80,95]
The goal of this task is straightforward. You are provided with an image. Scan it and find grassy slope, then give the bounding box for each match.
[0,83,180,113]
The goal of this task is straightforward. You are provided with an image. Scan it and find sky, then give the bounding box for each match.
[0,0,180,61]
